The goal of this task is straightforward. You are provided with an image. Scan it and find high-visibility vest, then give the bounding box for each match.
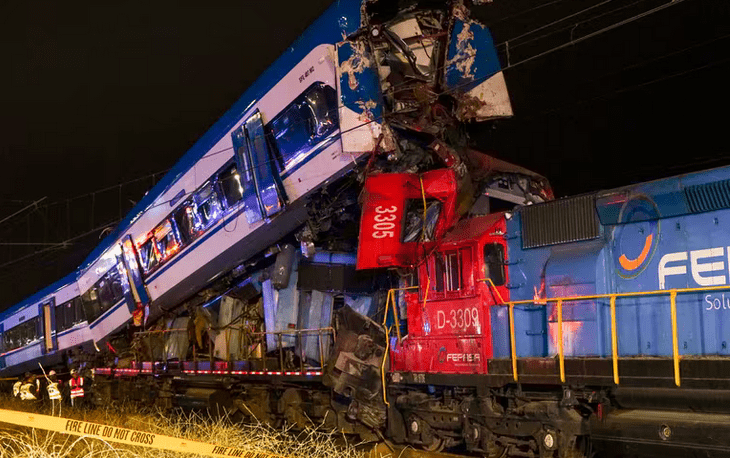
[47,381,61,400]
[12,381,21,397]
[19,382,37,401]
[69,376,84,399]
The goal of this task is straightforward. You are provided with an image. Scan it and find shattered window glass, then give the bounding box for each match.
[138,239,159,274]
[268,82,338,170]
[154,219,181,261]
[402,199,442,242]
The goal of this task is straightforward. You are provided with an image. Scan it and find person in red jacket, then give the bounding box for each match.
[68,368,84,408]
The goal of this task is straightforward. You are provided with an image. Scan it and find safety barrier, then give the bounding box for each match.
[0,408,288,458]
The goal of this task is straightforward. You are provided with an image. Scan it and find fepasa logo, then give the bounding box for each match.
[437,347,480,364]
[659,247,730,289]
[613,195,660,279]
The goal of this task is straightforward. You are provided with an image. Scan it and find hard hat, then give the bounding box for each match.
[70,368,77,375]
[48,370,56,376]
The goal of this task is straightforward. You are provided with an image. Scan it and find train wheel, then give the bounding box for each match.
[422,436,445,453]
[485,445,508,458]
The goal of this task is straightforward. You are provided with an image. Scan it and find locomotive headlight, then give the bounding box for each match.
[542,430,556,450]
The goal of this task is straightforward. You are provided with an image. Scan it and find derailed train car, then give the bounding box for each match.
[0,0,523,374]
[0,0,539,439]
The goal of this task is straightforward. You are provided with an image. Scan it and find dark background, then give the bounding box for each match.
[0,0,728,310]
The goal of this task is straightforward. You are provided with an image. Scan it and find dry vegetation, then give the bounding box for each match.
[0,395,366,458]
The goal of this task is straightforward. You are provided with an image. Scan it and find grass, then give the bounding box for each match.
[0,394,366,458]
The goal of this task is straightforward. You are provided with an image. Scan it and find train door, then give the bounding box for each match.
[120,235,150,313]
[41,298,57,354]
[231,110,285,224]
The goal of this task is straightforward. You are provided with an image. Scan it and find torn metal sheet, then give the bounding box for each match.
[444,15,513,121]
[336,39,395,154]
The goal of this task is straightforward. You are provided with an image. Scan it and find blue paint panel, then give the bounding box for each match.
[337,41,382,119]
[77,0,363,275]
[444,18,502,93]
[506,165,730,360]
[545,243,608,357]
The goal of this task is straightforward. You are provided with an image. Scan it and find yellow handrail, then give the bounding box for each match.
[670,290,680,387]
[499,283,730,386]
[610,295,619,385]
[557,299,564,383]
[509,302,517,381]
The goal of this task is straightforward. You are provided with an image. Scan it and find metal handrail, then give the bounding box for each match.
[491,283,730,386]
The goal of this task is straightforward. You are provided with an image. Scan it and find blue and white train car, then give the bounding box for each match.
[0,274,91,374]
[0,0,512,375]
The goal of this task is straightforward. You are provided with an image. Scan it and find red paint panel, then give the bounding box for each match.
[356,169,458,270]
[390,336,486,374]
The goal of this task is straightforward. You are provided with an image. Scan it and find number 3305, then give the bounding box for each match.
[372,206,397,238]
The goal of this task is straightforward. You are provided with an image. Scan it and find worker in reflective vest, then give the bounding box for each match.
[69,369,84,407]
[19,373,39,401]
[12,376,22,398]
[46,370,62,415]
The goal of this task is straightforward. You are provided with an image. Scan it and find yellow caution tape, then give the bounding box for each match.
[0,408,288,458]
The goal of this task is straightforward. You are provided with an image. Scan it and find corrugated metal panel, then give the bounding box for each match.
[521,195,599,249]
[684,179,730,213]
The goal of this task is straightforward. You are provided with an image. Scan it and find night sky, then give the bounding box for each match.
[0,0,728,310]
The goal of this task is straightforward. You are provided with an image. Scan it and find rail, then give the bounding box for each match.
[483,281,730,387]
[132,326,335,374]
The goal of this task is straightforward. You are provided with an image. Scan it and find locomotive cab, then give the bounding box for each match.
[391,213,510,375]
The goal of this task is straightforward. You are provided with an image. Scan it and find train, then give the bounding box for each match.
[2,0,730,457]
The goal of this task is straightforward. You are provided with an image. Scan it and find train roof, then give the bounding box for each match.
[0,271,77,321]
[442,213,504,244]
[77,0,363,275]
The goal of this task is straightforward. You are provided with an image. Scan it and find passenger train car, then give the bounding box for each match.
[0,0,518,384]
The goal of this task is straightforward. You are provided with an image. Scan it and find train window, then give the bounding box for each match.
[138,238,160,274]
[81,286,102,323]
[56,297,84,332]
[483,243,505,287]
[433,253,445,292]
[173,203,198,245]
[82,266,126,323]
[268,82,338,170]
[154,219,181,261]
[402,199,441,243]
[3,316,41,352]
[445,250,462,291]
[194,183,223,230]
[218,164,244,207]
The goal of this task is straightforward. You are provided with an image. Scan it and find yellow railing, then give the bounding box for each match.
[494,283,730,387]
[381,286,418,406]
